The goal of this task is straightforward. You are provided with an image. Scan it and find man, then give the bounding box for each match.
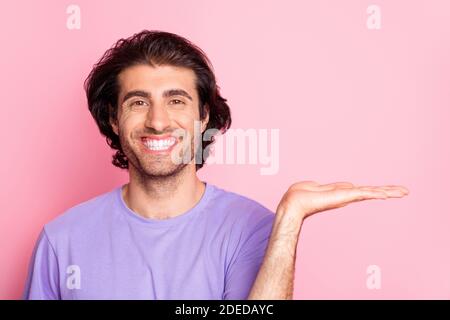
[23,30,408,300]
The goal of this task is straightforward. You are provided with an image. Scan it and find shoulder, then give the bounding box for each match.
[43,186,119,242]
[208,183,275,227]
[207,185,276,265]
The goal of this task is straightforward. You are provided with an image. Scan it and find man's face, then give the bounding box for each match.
[110,64,209,177]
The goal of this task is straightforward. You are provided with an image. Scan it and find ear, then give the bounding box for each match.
[201,104,210,133]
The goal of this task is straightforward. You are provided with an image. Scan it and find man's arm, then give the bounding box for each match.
[247,206,303,299]
[248,181,409,300]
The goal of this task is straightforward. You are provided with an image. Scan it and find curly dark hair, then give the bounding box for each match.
[84,30,232,170]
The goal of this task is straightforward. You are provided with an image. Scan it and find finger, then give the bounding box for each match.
[307,187,400,214]
[357,185,409,196]
[316,182,354,191]
[358,185,409,193]
[350,188,410,202]
[371,188,408,198]
[377,188,408,198]
[378,185,409,194]
[323,188,389,208]
[294,181,321,191]
[350,189,390,201]
[309,185,408,213]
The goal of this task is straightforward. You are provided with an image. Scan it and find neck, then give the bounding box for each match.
[122,164,206,220]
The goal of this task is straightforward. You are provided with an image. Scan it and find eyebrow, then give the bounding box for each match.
[121,89,193,103]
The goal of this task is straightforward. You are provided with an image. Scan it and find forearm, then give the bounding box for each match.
[247,207,304,300]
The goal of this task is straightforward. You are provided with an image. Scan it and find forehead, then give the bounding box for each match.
[117,64,198,100]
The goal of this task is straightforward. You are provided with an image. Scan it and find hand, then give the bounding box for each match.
[277,181,409,220]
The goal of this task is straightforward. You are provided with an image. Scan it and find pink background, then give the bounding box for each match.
[1,0,449,299]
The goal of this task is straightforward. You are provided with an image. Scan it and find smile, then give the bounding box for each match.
[141,137,177,152]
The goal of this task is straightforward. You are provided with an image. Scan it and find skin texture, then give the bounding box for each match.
[109,64,209,220]
[109,64,409,299]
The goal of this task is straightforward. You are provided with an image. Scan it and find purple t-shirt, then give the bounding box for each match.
[23,182,275,300]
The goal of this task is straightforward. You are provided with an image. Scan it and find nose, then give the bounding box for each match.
[144,102,171,132]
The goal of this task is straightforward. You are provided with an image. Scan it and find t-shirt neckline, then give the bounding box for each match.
[116,181,214,228]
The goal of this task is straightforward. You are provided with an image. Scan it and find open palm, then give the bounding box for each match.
[277,181,409,219]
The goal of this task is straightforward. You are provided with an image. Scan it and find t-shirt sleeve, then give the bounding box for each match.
[223,211,275,300]
[23,228,60,300]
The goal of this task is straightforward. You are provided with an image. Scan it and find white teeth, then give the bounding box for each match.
[144,138,176,151]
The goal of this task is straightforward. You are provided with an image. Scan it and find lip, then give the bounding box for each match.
[140,135,178,154]
[141,134,174,141]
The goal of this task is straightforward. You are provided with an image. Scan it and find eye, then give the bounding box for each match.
[169,99,185,105]
[131,100,148,107]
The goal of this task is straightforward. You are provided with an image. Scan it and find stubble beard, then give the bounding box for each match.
[119,130,196,180]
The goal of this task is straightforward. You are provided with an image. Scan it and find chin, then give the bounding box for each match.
[142,163,186,178]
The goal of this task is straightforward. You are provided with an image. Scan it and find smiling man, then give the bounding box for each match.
[23,30,409,300]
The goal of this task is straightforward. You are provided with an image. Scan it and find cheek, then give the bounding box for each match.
[174,118,197,137]
[170,107,200,129]
[118,115,141,137]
